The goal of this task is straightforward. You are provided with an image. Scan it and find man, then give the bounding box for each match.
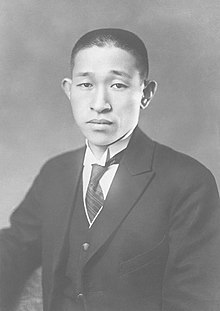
[1,28,220,311]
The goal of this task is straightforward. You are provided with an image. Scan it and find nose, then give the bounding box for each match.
[90,87,111,113]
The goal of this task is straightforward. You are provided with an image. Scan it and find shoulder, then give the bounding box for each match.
[37,147,85,178]
[44,147,85,167]
[152,140,218,193]
[131,127,217,190]
[136,127,215,182]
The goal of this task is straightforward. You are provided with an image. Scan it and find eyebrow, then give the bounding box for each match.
[74,70,132,79]
[75,72,93,77]
[110,70,132,79]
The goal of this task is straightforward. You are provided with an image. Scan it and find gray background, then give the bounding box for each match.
[1,0,220,228]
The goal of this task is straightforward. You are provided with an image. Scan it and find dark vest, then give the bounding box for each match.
[60,176,91,311]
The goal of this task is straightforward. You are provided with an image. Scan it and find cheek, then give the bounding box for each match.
[116,104,140,130]
[70,87,89,104]
[70,101,85,123]
[117,95,140,116]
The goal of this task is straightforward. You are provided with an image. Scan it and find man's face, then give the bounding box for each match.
[65,46,145,150]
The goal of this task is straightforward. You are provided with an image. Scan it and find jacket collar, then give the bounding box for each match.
[122,126,155,175]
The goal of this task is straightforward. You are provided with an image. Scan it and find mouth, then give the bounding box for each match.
[87,119,113,125]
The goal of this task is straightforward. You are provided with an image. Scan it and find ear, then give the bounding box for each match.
[140,80,158,109]
[61,78,72,100]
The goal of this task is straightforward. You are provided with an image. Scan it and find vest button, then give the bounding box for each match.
[76,292,84,301]
[82,243,89,251]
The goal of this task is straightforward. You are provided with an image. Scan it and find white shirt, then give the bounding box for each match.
[83,129,134,227]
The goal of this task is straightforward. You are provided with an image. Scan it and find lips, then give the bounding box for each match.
[87,119,112,125]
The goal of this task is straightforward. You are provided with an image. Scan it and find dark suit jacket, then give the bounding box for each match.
[1,127,220,311]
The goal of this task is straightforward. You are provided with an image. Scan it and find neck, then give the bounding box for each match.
[88,142,108,160]
[87,129,135,160]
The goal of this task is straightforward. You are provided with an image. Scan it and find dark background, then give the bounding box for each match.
[1,0,220,227]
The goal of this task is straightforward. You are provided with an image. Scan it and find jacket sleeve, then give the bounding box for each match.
[162,167,220,311]
[0,172,43,310]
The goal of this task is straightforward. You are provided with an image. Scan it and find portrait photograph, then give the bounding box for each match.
[1,1,220,311]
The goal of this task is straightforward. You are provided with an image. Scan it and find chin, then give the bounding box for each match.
[90,139,113,148]
[86,132,114,146]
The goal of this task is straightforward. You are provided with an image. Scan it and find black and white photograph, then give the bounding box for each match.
[1,1,220,310]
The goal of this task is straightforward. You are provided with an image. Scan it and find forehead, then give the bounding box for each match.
[72,46,139,78]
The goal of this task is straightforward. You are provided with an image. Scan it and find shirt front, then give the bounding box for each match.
[83,129,134,227]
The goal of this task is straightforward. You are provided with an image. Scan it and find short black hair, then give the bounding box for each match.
[70,28,149,80]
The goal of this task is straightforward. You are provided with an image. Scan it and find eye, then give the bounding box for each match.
[77,83,93,89]
[111,83,128,89]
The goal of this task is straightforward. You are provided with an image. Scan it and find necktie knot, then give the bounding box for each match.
[85,149,125,224]
[90,149,125,187]
[90,164,108,188]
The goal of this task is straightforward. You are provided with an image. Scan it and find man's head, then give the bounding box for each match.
[70,28,149,81]
[62,28,157,156]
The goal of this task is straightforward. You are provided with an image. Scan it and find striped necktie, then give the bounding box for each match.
[85,150,124,223]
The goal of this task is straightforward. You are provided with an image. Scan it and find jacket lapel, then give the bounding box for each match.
[83,127,156,267]
[51,147,85,271]
[48,147,85,310]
